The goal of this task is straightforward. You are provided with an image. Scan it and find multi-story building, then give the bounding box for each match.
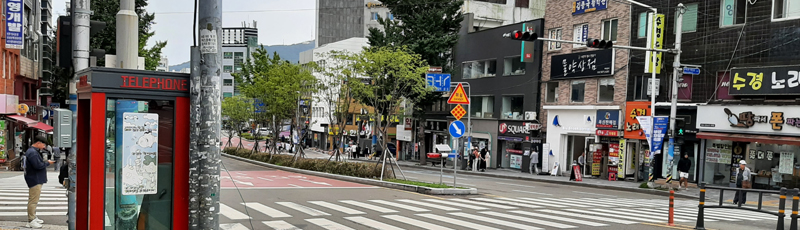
[315,0,546,47]
[540,0,631,177]
[156,55,168,72]
[221,24,258,98]
[448,14,545,169]
[39,0,55,106]
[624,0,800,190]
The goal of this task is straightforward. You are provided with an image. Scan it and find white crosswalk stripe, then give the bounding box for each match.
[263,220,300,230]
[220,203,251,220]
[470,197,543,208]
[520,198,588,207]
[396,199,461,211]
[564,208,661,222]
[220,223,250,230]
[383,214,454,230]
[306,218,354,230]
[309,201,366,215]
[449,212,543,230]
[624,208,702,222]
[243,202,292,218]
[481,211,577,229]
[598,208,693,222]
[423,199,490,210]
[277,202,330,216]
[369,200,429,212]
[534,209,638,224]
[0,175,68,216]
[450,198,517,209]
[340,200,398,213]
[509,210,608,227]
[496,197,568,208]
[415,213,504,230]
[344,216,404,230]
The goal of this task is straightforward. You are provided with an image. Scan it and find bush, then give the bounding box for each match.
[639,182,650,189]
[222,147,391,179]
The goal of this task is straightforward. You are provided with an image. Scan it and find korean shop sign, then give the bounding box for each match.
[624,101,651,140]
[572,0,608,15]
[550,49,614,79]
[728,66,800,95]
[5,0,24,49]
[595,109,620,130]
[697,105,800,136]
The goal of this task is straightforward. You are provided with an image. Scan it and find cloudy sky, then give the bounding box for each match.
[50,0,317,65]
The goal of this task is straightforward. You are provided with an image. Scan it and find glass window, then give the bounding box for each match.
[603,19,618,41]
[223,79,233,86]
[571,80,585,102]
[638,13,648,38]
[371,12,379,20]
[573,24,588,49]
[223,92,233,98]
[774,0,800,20]
[470,96,494,118]
[549,28,562,50]
[721,0,748,26]
[223,65,233,73]
[598,78,615,102]
[503,56,526,76]
[515,0,529,8]
[462,60,496,79]
[676,3,698,33]
[234,52,244,58]
[387,13,394,20]
[545,82,559,103]
[223,52,233,59]
[501,96,524,120]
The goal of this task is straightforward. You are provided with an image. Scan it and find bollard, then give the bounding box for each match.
[668,190,675,226]
[695,182,706,230]
[779,188,787,230]
[791,188,799,230]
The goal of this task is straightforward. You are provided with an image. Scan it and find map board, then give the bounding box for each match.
[121,112,159,195]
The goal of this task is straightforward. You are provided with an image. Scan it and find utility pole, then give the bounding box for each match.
[666,3,686,186]
[68,0,91,228]
[189,0,222,228]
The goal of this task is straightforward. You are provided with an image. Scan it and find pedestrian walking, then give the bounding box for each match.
[22,136,54,228]
[733,160,752,205]
[678,154,691,190]
[529,149,539,174]
[52,147,61,172]
[479,148,488,172]
[469,148,478,170]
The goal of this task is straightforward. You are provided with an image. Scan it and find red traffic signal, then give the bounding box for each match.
[505,30,537,41]
[586,39,613,49]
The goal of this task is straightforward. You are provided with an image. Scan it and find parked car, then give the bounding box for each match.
[257,128,272,136]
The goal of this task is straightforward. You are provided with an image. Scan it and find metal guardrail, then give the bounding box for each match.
[695,182,800,230]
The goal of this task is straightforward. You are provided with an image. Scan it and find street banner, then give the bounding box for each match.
[651,116,669,156]
[5,0,23,49]
[636,116,653,147]
[645,13,665,74]
[573,165,582,181]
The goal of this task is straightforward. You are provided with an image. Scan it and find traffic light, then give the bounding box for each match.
[586,39,614,49]
[675,118,686,136]
[504,30,538,41]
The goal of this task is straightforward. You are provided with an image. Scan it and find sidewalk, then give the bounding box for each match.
[0,221,67,230]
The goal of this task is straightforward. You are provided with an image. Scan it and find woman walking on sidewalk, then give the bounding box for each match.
[479,148,488,172]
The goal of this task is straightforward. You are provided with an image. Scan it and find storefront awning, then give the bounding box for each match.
[28,122,53,132]
[6,115,38,126]
[697,132,800,146]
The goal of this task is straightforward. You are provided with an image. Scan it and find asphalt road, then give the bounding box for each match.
[219,156,784,230]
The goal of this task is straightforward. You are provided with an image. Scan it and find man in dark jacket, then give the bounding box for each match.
[678,154,692,190]
[23,136,54,228]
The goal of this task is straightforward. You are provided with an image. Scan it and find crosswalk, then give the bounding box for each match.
[219,197,777,229]
[0,173,67,217]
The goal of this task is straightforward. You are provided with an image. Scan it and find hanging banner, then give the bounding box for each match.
[5,0,23,49]
[0,121,5,163]
[645,14,665,74]
[618,139,626,178]
[650,116,669,156]
[636,116,653,147]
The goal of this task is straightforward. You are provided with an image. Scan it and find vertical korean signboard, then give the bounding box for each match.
[5,0,24,49]
[645,14,665,74]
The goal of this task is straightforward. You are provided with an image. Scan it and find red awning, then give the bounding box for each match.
[28,122,53,132]
[6,115,38,126]
[696,132,800,146]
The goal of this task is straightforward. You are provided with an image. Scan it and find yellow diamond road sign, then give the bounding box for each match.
[451,104,466,120]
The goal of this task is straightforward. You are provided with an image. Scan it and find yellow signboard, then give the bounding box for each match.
[645,13,665,74]
[447,83,470,104]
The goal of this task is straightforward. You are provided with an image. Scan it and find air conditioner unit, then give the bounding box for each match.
[524,111,537,121]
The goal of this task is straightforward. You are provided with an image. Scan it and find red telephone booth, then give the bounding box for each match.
[75,67,189,229]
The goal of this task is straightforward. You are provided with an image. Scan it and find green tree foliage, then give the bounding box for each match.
[222,96,253,149]
[347,47,430,152]
[90,0,167,70]
[313,51,357,161]
[233,47,317,155]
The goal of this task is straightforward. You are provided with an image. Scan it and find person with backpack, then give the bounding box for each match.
[23,136,54,228]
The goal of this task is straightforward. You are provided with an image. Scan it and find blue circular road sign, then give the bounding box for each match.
[449,121,466,138]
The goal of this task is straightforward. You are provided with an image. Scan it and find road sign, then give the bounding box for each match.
[426,73,451,92]
[450,104,466,120]
[683,67,700,75]
[449,120,465,138]
[447,83,470,104]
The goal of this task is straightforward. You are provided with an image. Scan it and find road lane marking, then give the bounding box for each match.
[340,200,398,213]
[496,182,536,188]
[449,198,517,209]
[369,200,430,212]
[257,177,274,181]
[509,210,608,227]
[469,198,542,208]
[276,202,330,216]
[416,213,503,230]
[448,212,542,230]
[512,190,553,196]
[242,202,291,218]
[383,215,454,230]
[481,211,577,229]
[219,203,251,220]
[519,198,584,207]
[564,208,658,222]
[299,179,332,186]
[498,197,565,208]
[344,216,404,230]
[423,199,489,210]
[220,223,250,230]
[307,218,355,230]
[309,201,365,215]
[263,220,300,230]
[396,199,460,211]
[572,191,617,197]
[534,210,637,224]
[286,184,302,188]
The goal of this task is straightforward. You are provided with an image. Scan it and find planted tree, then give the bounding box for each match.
[313,51,359,162]
[222,96,253,149]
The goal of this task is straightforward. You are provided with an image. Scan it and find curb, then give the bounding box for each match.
[351,159,698,199]
[221,153,478,195]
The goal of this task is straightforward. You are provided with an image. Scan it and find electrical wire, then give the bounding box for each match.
[220,160,255,230]
[193,0,197,47]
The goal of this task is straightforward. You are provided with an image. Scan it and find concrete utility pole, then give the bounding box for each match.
[666,3,686,186]
[189,0,222,228]
[116,0,138,69]
[68,0,91,228]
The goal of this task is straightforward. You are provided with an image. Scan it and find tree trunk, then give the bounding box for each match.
[418,117,427,165]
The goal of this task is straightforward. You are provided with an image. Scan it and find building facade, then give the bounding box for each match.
[221,25,258,98]
[156,55,168,72]
[540,0,632,177]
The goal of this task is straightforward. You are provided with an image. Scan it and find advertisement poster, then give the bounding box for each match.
[780,152,794,174]
[510,155,522,169]
[592,149,602,176]
[618,139,626,178]
[121,112,159,195]
[705,142,732,164]
[0,121,5,163]
[573,165,583,181]
[5,0,23,49]
[608,143,620,164]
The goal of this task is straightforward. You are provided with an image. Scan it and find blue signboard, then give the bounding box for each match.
[683,67,700,75]
[595,109,620,130]
[5,0,23,49]
[254,99,267,113]
[449,120,465,138]
[425,73,451,92]
[572,0,608,15]
[651,116,669,155]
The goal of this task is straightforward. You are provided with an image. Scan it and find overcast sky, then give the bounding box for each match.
[51,0,316,65]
